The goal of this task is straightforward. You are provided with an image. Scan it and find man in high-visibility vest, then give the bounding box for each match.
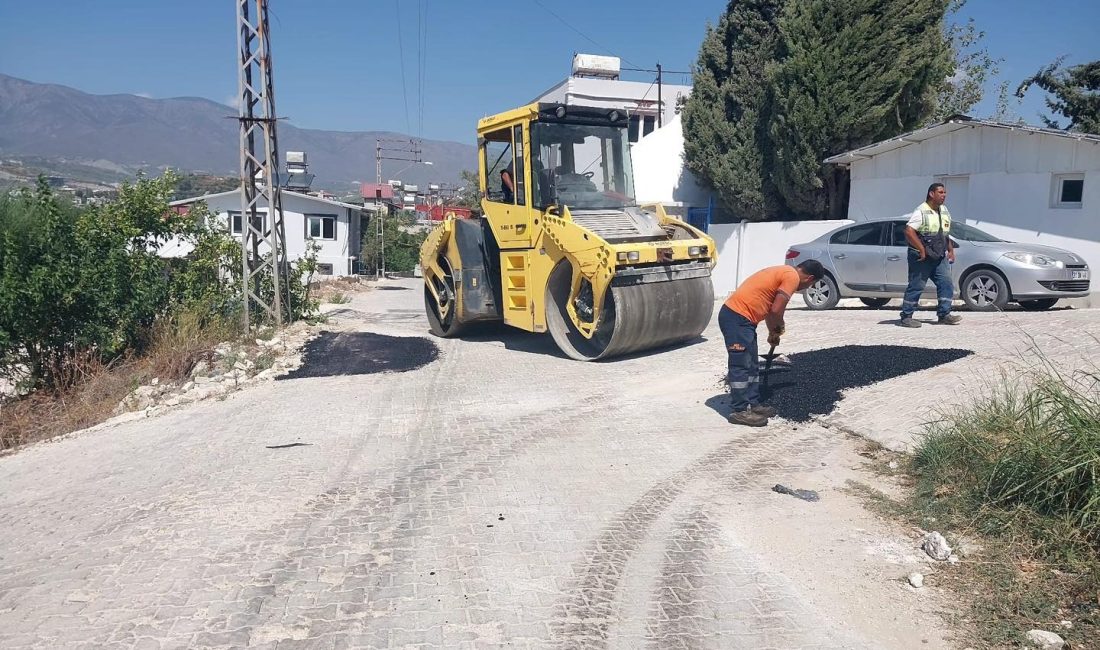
[900,183,962,328]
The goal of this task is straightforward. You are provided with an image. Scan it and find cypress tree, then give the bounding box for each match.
[682,0,785,222]
[768,0,953,219]
[1017,58,1100,135]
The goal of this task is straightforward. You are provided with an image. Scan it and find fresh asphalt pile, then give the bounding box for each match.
[758,345,973,422]
[279,331,439,379]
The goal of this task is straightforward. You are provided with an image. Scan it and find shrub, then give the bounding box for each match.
[0,175,243,391]
[914,365,1100,559]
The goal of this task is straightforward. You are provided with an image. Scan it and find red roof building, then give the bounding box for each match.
[359,183,395,200]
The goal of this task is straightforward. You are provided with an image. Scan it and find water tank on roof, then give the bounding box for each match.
[572,53,620,80]
[286,151,307,165]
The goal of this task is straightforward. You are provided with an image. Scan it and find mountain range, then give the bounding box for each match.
[0,74,476,191]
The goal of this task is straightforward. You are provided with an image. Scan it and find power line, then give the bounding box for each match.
[394,0,411,134]
[417,0,428,139]
[423,0,429,138]
[530,0,639,69]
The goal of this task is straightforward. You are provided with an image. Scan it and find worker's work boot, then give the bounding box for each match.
[937,314,962,325]
[750,404,778,418]
[728,408,768,427]
[899,317,922,328]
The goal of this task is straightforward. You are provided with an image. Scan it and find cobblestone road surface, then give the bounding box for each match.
[1,280,1096,649]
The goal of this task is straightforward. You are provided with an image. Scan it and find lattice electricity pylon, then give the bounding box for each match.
[235,0,290,327]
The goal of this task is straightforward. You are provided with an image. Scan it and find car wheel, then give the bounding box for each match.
[1018,298,1058,311]
[804,275,840,310]
[859,297,890,308]
[961,269,1009,311]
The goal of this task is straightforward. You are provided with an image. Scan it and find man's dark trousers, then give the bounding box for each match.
[900,250,954,319]
[719,305,759,412]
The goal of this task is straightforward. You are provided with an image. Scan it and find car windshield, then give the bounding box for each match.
[951,222,1003,242]
[530,122,636,210]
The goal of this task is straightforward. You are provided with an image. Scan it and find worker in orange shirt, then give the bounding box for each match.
[720,260,825,427]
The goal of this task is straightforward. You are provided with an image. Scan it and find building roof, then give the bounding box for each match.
[825,115,1100,166]
[170,188,370,212]
[359,183,395,200]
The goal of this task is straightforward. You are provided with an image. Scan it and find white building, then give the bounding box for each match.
[533,54,691,145]
[827,116,1100,285]
[532,53,716,222]
[165,189,378,277]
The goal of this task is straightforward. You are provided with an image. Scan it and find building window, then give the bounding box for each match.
[229,211,267,235]
[306,214,337,240]
[628,113,658,143]
[1052,173,1084,209]
[316,263,334,276]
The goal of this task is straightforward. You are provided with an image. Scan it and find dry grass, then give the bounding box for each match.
[312,276,366,304]
[0,308,236,452]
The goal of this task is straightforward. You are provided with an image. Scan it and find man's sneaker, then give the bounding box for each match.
[750,404,778,418]
[728,408,769,427]
[899,317,922,328]
[937,314,962,325]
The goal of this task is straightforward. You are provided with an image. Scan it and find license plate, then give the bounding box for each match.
[1071,270,1089,280]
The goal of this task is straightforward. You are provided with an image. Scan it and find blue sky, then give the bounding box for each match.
[1,0,1097,143]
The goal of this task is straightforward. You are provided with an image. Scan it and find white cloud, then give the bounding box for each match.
[224,94,241,110]
[134,92,153,99]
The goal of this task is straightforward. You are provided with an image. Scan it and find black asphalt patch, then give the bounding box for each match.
[755,345,973,422]
[278,331,439,379]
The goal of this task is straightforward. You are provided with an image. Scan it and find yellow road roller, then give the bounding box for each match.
[419,102,717,361]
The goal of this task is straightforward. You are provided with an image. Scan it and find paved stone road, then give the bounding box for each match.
[1,279,1096,649]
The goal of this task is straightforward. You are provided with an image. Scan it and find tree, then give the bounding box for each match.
[683,0,955,221]
[172,173,239,199]
[1016,58,1100,134]
[682,0,785,222]
[361,211,427,275]
[931,0,1001,122]
[768,0,953,219]
[453,170,481,209]
[0,173,245,390]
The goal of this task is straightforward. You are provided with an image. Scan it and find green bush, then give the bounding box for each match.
[361,211,427,275]
[0,175,243,391]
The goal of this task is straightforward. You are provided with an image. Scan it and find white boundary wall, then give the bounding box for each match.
[710,220,851,297]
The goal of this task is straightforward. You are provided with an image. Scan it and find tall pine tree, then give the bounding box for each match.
[1016,58,1100,135]
[768,0,953,219]
[682,0,785,222]
[683,0,956,220]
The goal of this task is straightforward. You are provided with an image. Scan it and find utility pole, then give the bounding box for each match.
[622,63,690,130]
[656,63,662,128]
[373,138,422,280]
[235,0,289,327]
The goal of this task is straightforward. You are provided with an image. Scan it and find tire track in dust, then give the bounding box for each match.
[645,503,851,650]
[189,344,614,645]
[552,429,831,647]
[645,506,724,648]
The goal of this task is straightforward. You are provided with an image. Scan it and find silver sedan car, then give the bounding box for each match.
[785,218,1091,311]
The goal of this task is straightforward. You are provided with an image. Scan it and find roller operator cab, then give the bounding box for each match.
[419,102,717,360]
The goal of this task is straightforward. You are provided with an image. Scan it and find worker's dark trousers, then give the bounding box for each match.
[719,305,759,412]
[900,250,954,319]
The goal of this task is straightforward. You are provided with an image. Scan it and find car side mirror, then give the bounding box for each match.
[950,238,959,247]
